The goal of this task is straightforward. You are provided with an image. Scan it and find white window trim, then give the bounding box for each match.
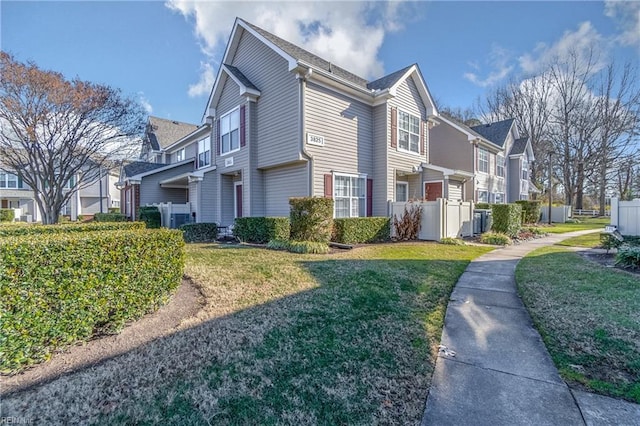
[220,106,241,157]
[176,148,185,162]
[478,147,489,174]
[477,189,489,203]
[496,154,505,178]
[521,158,529,180]
[333,172,367,218]
[395,181,409,202]
[197,137,211,169]
[0,172,19,189]
[397,109,422,156]
[494,192,505,204]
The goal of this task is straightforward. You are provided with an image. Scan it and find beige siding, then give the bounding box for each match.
[230,30,300,168]
[305,82,374,196]
[448,180,463,201]
[372,104,388,216]
[264,163,308,217]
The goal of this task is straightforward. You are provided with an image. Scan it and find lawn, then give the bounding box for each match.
[555,232,603,248]
[544,216,610,234]
[516,246,640,403]
[4,242,491,425]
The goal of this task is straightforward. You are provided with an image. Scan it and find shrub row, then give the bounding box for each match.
[0,208,15,222]
[0,228,184,373]
[475,203,491,210]
[289,197,334,243]
[234,217,290,243]
[600,234,640,251]
[0,221,145,237]
[515,200,542,224]
[266,239,330,254]
[491,204,522,237]
[332,217,390,244]
[180,223,218,243]
[94,212,128,222]
[480,232,512,246]
[138,206,161,229]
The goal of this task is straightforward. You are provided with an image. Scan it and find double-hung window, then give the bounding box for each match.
[522,159,528,180]
[494,193,504,204]
[334,174,366,218]
[197,137,211,168]
[478,148,489,173]
[395,182,408,202]
[477,190,489,203]
[496,154,505,177]
[220,108,240,155]
[398,110,420,154]
[0,172,18,188]
[176,148,185,162]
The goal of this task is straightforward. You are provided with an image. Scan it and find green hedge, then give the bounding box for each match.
[0,209,15,222]
[332,217,390,244]
[289,197,333,243]
[180,223,218,243]
[234,217,290,243]
[0,221,145,237]
[94,212,128,222]
[515,200,542,224]
[0,228,184,373]
[491,203,522,237]
[475,203,491,210]
[138,206,161,229]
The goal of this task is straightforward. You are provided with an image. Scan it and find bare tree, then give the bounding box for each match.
[0,52,144,224]
[615,154,639,200]
[592,62,640,214]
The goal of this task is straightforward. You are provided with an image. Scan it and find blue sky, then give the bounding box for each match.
[2,1,639,125]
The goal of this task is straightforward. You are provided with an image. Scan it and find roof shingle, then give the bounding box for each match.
[509,137,529,156]
[146,117,199,151]
[123,161,167,178]
[470,118,515,148]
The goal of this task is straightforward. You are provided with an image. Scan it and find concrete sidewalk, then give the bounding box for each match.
[421,230,640,426]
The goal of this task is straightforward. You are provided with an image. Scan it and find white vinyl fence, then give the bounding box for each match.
[611,198,640,236]
[390,199,474,241]
[540,205,572,223]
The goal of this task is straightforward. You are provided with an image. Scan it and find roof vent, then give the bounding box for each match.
[329,62,333,73]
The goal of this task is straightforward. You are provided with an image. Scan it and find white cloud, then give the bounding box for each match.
[605,0,640,47]
[138,92,153,114]
[166,0,413,85]
[518,22,607,75]
[187,62,215,98]
[463,44,514,87]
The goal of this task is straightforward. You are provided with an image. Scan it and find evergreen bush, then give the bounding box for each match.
[289,197,333,243]
[491,204,522,237]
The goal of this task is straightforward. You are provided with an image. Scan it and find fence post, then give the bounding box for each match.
[611,197,618,227]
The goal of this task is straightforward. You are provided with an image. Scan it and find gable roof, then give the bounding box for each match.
[146,117,199,151]
[509,137,529,156]
[470,118,515,148]
[224,64,259,91]
[367,64,414,91]
[122,161,167,178]
[435,115,499,148]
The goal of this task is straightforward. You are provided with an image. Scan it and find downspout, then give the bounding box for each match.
[298,68,314,196]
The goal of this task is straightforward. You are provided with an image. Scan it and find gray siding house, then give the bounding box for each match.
[122,18,479,226]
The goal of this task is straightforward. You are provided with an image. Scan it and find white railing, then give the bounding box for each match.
[573,209,611,217]
[390,199,474,241]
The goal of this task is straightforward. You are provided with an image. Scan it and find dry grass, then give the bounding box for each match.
[516,246,640,403]
[3,242,491,425]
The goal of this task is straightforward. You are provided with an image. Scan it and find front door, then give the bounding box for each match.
[424,182,443,201]
[234,183,243,218]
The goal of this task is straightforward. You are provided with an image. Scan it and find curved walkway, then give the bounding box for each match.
[422,230,640,426]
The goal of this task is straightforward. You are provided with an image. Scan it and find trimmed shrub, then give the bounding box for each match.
[332,217,390,244]
[600,234,640,251]
[475,203,491,210]
[440,237,465,245]
[0,221,145,237]
[180,223,218,243]
[94,212,127,222]
[289,197,333,243]
[615,245,640,269]
[515,200,542,224]
[0,228,184,373]
[234,217,290,243]
[491,204,522,237]
[521,226,547,236]
[393,203,422,240]
[480,232,512,246]
[108,207,120,213]
[0,209,15,222]
[138,206,161,229]
[266,239,290,251]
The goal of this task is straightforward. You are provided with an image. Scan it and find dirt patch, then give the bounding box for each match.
[572,248,640,277]
[1,278,205,396]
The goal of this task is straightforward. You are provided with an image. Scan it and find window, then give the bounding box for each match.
[522,159,528,180]
[398,110,420,154]
[220,109,240,155]
[478,148,489,173]
[494,193,505,204]
[64,175,76,189]
[176,148,185,162]
[334,174,366,218]
[396,182,408,202]
[0,172,18,188]
[477,190,489,203]
[197,137,211,168]
[496,155,505,177]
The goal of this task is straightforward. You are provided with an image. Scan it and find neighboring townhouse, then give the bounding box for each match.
[0,167,120,222]
[430,116,535,203]
[139,117,199,164]
[470,120,536,202]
